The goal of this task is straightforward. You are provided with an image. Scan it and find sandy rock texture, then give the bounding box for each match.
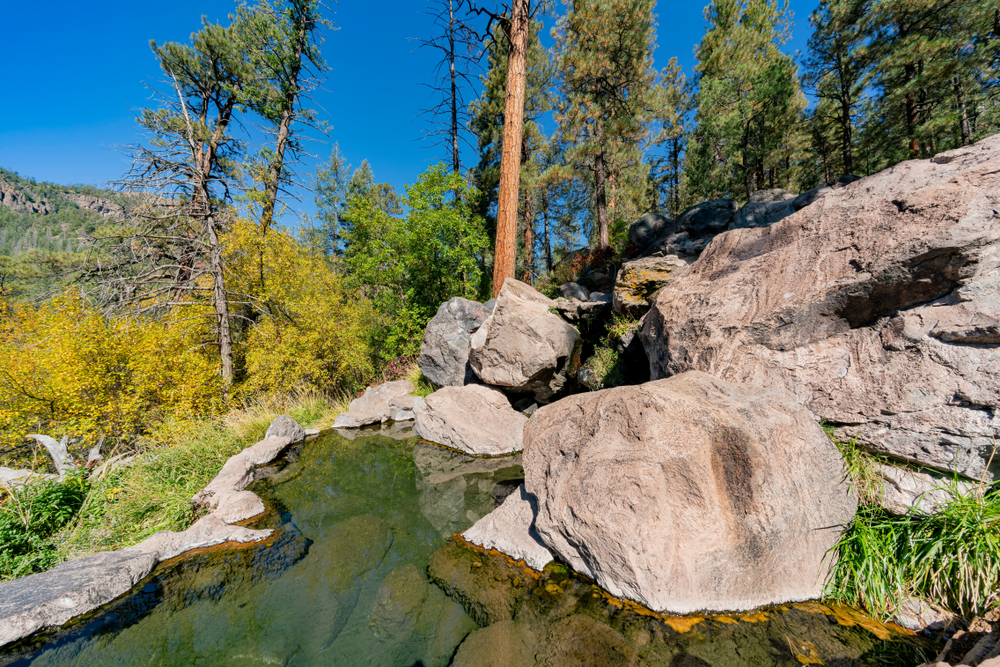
[641,134,1000,480]
[522,371,856,614]
[415,384,528,456]
[469,280,581,403]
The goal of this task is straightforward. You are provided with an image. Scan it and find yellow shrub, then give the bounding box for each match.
[0,295,221,455]
[225,216,375,396]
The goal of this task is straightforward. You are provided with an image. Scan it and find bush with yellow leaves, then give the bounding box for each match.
[225,215,376,397]
[0,295,221,462]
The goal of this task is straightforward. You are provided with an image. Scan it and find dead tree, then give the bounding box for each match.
[416,0,484,173]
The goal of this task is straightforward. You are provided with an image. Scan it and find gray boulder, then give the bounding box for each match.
[627,212,671,251]
[265,415,306,443]
[643,198,738,257]
[419,298,492,387]
[875,462,978,515]
[558,282,590,301]
[463,484,553,571]
[731,198,796,229]
[333,380,415,428]
[641,133,1000,481]
[387,395,425,422]
[748,188,796,203]
[469,280,581,403]
[415,384,528,456]
[523,371,856,614]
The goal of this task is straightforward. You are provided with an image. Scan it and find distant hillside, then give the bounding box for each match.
[0,167,124,257]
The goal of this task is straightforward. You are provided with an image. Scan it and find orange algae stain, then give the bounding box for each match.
[738,611,771,623]
[711,615,739,625]
[823,603,911,640]
[157,532,279,567]
[786,637,824,665]
[663,616,705,634]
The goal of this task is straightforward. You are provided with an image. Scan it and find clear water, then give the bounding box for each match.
[2,428,933,667]
[6,428,524,667]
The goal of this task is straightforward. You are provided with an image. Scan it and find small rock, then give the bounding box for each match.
[333,380,415,428]
[612,255,689,318]
[265,415,306,443]
[559,282,590,301]
[415,385,528,456]
[875,463,979,515]
[627,212,672,251]
[387,395,425,422]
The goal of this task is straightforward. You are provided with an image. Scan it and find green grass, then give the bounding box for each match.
[826,434,1000,620]
[0,393,343,577]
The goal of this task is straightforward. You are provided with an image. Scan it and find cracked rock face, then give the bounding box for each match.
[523,372,856,614]
[641,133,1000,481]
[418,298,492,387]
[469,280,581,403]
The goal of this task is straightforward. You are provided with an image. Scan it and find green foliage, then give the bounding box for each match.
[689,0,806,201]
[0,470,90,580]
[341,163,489,366]
[580,345,623,390]
[828,492,1000,620]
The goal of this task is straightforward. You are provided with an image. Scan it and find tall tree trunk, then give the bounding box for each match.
[837,54,854,175]
[449,0,460,173]
[492,0,530,297]
[208,215,234,386]
[523,188,533,282]
[955,76,972,145]
[543,186,552,272]
[594,150,609,248]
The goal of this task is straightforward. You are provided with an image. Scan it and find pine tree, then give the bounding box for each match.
[470,19,552,280]
[689,0,806,201]
[554,0,658,249]
[802,0,869,177]
[649,57,692,216]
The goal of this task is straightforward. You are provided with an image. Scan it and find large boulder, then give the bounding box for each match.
[641,134,1000,480]
[558,282,590,301]
[462,484,553,571]
[731,198,796,230]
[612,255,690,318]
[627,212,671,251]
[643,198,738,257]
[469,280,581,403]
[415,384,528,456]
[419,298,492,387]
[523,371,856,615]
[793,175,861,212]
[333,380,415,428]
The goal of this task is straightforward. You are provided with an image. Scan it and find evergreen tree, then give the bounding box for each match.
[469,19,553,280]
[689,0,806,201]
[802,0,869,178]
[862,0,999,164]
[554,0,658,248]
[649,57,692,217]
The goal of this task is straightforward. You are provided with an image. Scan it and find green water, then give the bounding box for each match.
[2,429,934,666]
[6,429,523,667]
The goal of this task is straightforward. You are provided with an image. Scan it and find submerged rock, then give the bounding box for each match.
[463,484,553,571]
[333,380,415,428]
[430,538,928,667]
[415,384,527,456]
[641,133,1000,480]
[523,371,856,614]
[418,297,492,387]
[469,279,581,403]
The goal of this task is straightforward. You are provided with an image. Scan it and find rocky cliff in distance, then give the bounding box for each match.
[0,169,123,219]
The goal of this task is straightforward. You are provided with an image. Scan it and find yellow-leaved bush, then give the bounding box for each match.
[225,215,376,396]
[0,295,221,455]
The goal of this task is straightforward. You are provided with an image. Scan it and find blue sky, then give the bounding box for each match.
[0,0,817,223]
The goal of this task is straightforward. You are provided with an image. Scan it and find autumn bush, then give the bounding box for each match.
[0,295,221,463]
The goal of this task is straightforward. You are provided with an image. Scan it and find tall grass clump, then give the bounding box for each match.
[828,482,1000,620]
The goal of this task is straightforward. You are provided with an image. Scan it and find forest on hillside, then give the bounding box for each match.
[0,0,997,463]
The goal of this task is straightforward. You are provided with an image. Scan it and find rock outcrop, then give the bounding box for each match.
[558,282,590,301]
[612,255,690,318]
[418,298,492,387]
[641,134,1000,481]
[333,380,415,428]
[627,212,671,250]
[469,280,581,403]
[875,463,978,515]
[640,198,738,257]
[462,484,553,571]
[264,415,306,443]
[415,384,528,456]
[522,371,856,614]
